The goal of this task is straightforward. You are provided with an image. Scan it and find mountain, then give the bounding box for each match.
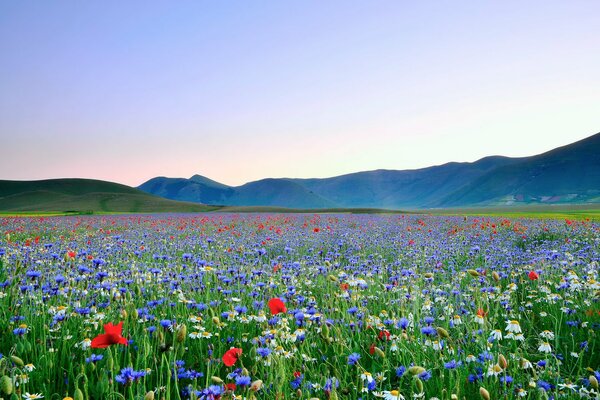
[138,132,600,208]
[0,179,220,212]
[434,132,600,206]
[139,177,336,208]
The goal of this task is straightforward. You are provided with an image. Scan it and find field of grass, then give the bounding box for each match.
[0,213,599,399]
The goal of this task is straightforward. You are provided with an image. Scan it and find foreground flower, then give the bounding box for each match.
[22,394,43,400]
[115,367,147,385]
[506,320,521,334]
[528,270,539,280]
[268,298,287,315]
[374,390,405,399]
[222,348,242,367]
[91,321,128,348]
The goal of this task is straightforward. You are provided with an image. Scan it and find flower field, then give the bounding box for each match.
[0,214,599,400]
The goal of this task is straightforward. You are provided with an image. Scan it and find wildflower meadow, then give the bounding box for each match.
[0,214,598,400]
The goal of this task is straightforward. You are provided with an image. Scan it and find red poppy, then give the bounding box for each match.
[528,270,539,281]
[91,322,128,348]
[378,330,391,341]
[340,283,349,291]
[67,250,76,258]
[224,383,236,391]
[369,343,376,355]
[222,348,242,367]
[477,308,488,318]
[268,298,287,315]
[293,371,302,378]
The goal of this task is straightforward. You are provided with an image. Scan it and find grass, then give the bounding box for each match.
[0,214,598,399]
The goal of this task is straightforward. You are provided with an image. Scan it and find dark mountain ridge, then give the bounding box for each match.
[137,131,600,208]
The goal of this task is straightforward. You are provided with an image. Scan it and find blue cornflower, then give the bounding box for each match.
[398,317,409,330]
[235,375,251,387]
[418,370,432,381]
[348,353,361,365]
[444,359,461,369]
[85,354,103,363]
[256,347,271,358]
[290,374,303,389]
[421,326,437,336]
[115,367,146,385]
[160,319,173,329]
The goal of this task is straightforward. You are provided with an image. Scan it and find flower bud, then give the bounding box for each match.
[373,347,385,358]
[479,387,490,400]
[176,324,187,343]
[251,380,263,392]
[74,388,85,400]
[499,354,508,369]
[436,327,449,339]
[408,366,426,375]
[10,356,23,368]
[0,375,13,395]
[414,378,423,393]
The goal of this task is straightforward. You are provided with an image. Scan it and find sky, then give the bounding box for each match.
[1,1,599,187]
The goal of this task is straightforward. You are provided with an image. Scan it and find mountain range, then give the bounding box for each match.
[138,132,600,209]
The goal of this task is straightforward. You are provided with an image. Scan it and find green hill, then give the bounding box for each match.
[0,178,220,213]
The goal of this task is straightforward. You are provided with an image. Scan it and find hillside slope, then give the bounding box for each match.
[0,179,219,212]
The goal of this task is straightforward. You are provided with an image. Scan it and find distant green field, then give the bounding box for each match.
[2,178,599,219]
[427,204,600,220]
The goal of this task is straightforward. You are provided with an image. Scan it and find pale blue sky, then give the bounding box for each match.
[1,1,599,186]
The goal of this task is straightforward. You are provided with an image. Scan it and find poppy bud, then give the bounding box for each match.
[321,324,330,339]
[590,375,599,389]
[212,316,221,325]
[451,395,458,400]
[211,376,224,384]
[492,271,500,281]
[242,367,249,376]
[251,380,263,392]
[120,309,127,319]
[498,354,508,369]
[144,391,155,400]
[424,273,433,279]
[0,375,13,395]
[373,347,385,358]
[414,378,423,393]
[467,269,479,277]
[328,275,338,282]
[10,356,24,368]
[74,388,85,400]
[106,350,114,370]
[176,324,187,343]
[479,387,490,400]
[408,366,426,375]
[296,389,302,397]
[436,327,449,339]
